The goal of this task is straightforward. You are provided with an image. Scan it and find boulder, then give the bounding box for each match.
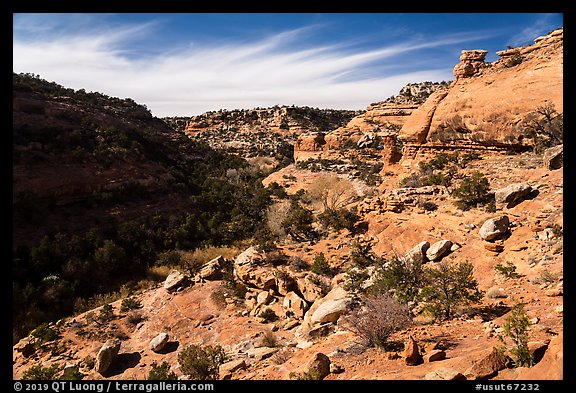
[246,347,277,362]
[403,336,423,366]
[163,270,188,292]
[479,216,510,241]
[484,242,504,253]
[149,333,169,353]
[95,339,121,374]
[304,352,331,379]
[14,337,36,357]
[426,240,452,261]
[198,256,225,280]
[219,359,246,379]
[424,349,447,362]
[276,273,296,296]
[545,288,563,297]
[464,347,509,380]
[403,241,430,265]
[283,291,309,319]
[543,144,563,170]
[297,287,351,339]
[495,183,534,208]
[310,297,351,324]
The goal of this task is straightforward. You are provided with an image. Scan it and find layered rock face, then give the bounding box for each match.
[294,82,449,162]
[398,28,563,158]
[453,50,488,80]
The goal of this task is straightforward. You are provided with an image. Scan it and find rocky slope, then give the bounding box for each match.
[164,107,361,168]
[13,28,563,382]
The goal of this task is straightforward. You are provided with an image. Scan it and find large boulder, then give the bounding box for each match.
[402,241,430,265]
[464,347,509,380]
[163,270,188,292]
[95,339,121,374]
[479,216,510,241]
[543,144,563,170]
[304,352,331,379]
[149,333,169,353]
[495,183,534,208]
[297,287,351,339]
[425,240,453,262]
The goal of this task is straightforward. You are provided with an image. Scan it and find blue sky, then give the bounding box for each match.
[13,13,563,117]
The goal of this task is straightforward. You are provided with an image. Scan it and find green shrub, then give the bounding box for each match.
[120,297,142,312]
[31,323,59,345]
[419,200,438,211]
[178,344,226,380]
[311,252,331,276]
[98,304,115,322]
[343,268,370,294]
[22,364,60,380]
[148,361,178,380]
[495,262,520,280]
[419,260,483,320]
[318,208,359,231]
[61,367,84,380]
[498,303,532,367]
[369,256,426,304]
[280,200,316,241]
[452,172,491,210]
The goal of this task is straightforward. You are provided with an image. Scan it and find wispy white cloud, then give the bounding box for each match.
[507,14,560,47]
[13,15,494,116]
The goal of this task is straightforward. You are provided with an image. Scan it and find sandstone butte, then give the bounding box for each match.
[13,28,563,382]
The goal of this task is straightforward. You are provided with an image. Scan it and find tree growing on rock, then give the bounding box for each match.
[419,260,483,320]
[521,103,563,153]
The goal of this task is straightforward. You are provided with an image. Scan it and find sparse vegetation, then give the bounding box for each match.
[521,103,563,153]
[498,303,532,367]
[178,344,226,380]
[148,361,178,380]
[505,52,523,68]
[22,364,60,380]
[260,330,278,348]
[120,297,142,312]
[289,369,324,380]
[345,293,412,349]
[495,261,521,280]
